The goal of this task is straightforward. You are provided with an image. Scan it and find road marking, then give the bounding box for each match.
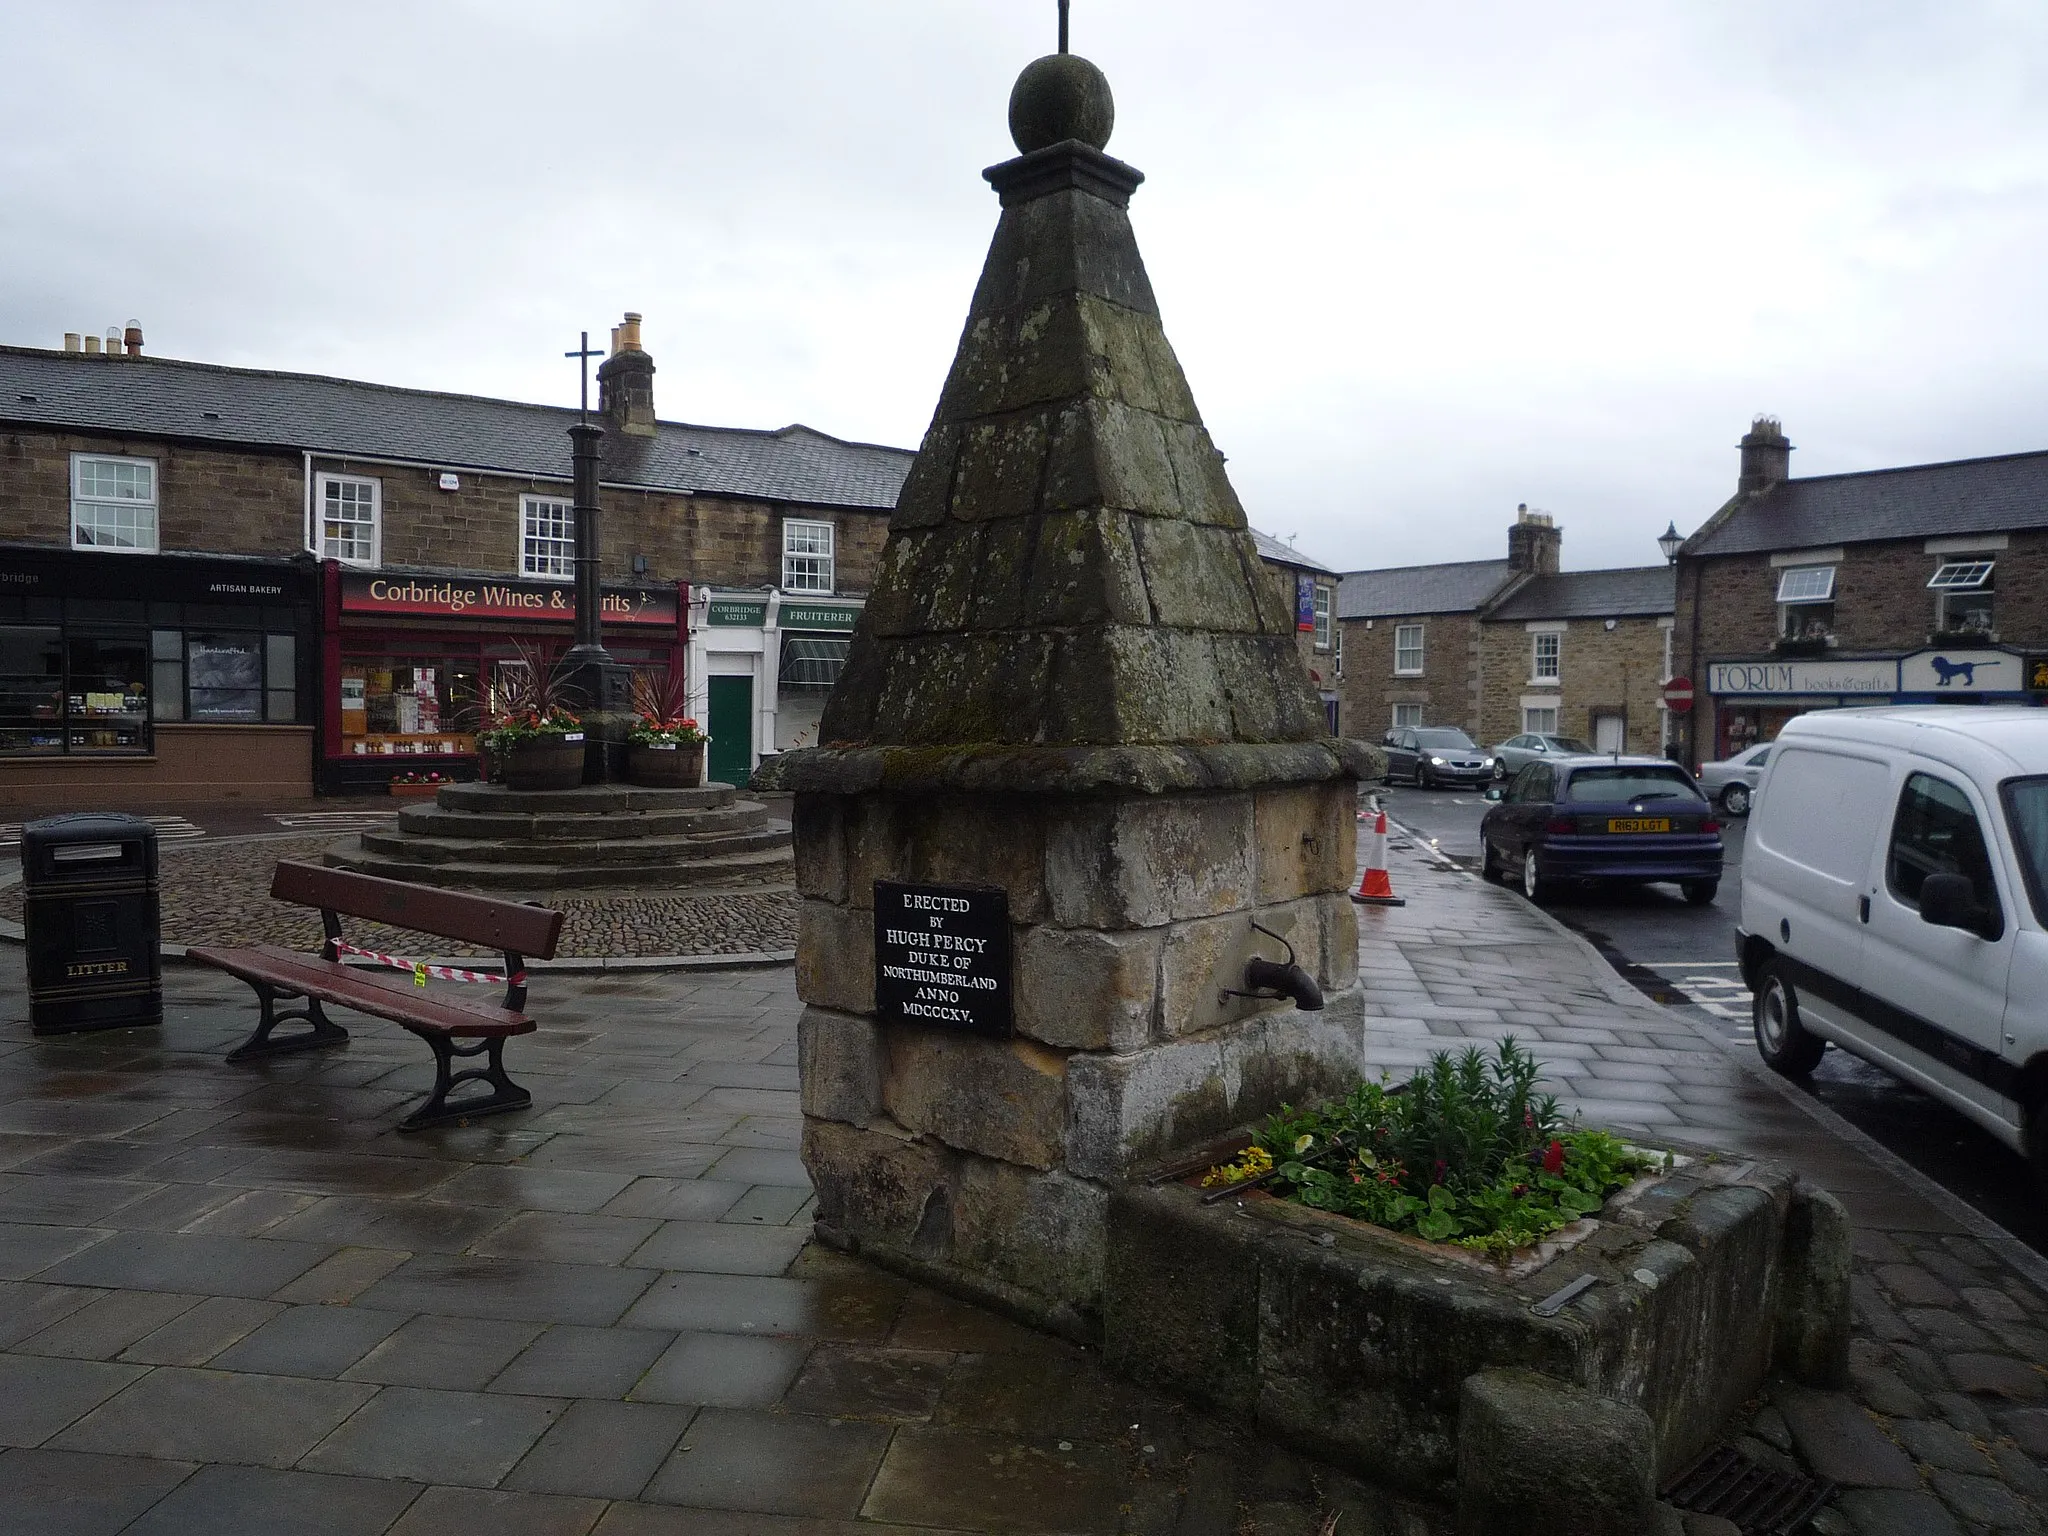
[0,814,205,851]
[269,811,397,830]
[1641,966,1753,1034]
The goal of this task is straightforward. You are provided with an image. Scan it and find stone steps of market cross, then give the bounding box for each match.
[357,822,792,866]
[325,841,795,891]
[396,800,776,841]
[435,781,742,814]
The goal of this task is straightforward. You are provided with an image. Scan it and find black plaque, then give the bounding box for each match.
[874,880,1012,1036]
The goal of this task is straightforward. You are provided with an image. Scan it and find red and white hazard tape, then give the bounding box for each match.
[334,941,523,987]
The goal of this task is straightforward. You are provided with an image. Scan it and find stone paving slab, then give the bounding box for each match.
[4,838,2048,1531]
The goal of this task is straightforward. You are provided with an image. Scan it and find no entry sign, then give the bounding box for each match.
[1662,676,1696,714]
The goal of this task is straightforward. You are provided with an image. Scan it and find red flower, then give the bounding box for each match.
[1541,1140,1565,1175]
[1432,1159,1447,1185]
[1523,1110,1535,1130]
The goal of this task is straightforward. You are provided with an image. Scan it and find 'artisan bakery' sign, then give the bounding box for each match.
[873,880,1011,1037]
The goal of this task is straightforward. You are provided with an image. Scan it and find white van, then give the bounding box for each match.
[1738,707,2048,1171]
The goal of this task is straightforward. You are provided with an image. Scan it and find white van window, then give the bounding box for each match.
[2004,778,2048,925]
[1886,773,2002,930]
[1753,746,1890,884]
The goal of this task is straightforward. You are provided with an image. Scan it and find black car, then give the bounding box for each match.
[1480,755,1724,904]
[1382,727,1497,789]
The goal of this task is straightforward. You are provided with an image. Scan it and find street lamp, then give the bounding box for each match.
[1658,521,1684,563]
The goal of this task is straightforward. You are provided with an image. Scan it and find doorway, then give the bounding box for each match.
[706,675,754,788]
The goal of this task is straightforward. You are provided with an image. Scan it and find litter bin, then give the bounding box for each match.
[21,813,162,1036]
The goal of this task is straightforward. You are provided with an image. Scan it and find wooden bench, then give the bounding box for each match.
[186,861,565,1133]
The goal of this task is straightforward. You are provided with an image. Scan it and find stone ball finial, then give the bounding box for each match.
[1008,53,1114,153]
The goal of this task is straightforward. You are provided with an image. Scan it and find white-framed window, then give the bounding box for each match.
[1929,557,1996,636]
[1393,623,1424,676]
[1312,582,1334,650]
[1531,631,1561,682]
[1776,564,1837,641]
[782,519,835,594]
[1392,703,1423,728]
[521,495,576,579]
[1523,706,1559,735]
[317,474,380,566]
[71,455,158,551]
[1333,622,1343,679]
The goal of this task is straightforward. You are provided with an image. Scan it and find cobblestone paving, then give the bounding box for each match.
[1364,850,2048,1534]
[0,836,798,960]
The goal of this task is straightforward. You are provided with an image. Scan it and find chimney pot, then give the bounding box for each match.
[124,320,143,357]
[598,312,657,436]
[64,333,81,352]
[1738,415,1792,496]
[83,335,101,355]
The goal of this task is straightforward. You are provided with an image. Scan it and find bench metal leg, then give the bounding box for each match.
[225,982,351,1063]
[397,1032,531,1132]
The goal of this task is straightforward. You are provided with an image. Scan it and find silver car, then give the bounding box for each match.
[1696,741,1772,816]
[1488,733,1593,781]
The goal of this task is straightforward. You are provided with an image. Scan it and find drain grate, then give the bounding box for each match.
[1662,1445,1835,1535]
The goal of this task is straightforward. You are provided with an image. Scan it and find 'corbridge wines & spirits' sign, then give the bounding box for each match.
[873,880,1011,1037]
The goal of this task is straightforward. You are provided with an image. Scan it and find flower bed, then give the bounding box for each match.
[1203,1040,1658,1261]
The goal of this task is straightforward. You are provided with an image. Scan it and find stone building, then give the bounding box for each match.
[1673,418,2048,764]
[1336,506,1674,752]
[1249,529,1340,730]
[0,319,910,810]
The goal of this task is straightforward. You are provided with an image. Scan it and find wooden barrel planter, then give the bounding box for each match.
[499,735,586,792]
[627,741,705,789]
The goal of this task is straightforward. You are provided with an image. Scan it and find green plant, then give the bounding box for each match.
[627,668,706,746]
[1223,1039,1651,1262]
[465,641,583,756]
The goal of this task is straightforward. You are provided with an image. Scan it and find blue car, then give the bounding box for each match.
[1479,755,1724,905]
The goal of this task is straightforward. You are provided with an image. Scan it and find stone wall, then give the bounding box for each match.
[0,426,891,594]
[3,429,302,556]
[792,781,1363,1332]
[1474,615,1670,753]
[1338,612,1482,739]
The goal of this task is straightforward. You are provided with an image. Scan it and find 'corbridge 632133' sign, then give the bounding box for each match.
[873,880,1011,1036]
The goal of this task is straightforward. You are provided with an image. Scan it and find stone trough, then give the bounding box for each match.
[1106,1136,1850,1529]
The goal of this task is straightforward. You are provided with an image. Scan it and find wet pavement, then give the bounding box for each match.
[0,949,1443,1535]
[4,838,2048,1531]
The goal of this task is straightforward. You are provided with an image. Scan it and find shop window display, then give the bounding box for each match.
[341,654,479,758]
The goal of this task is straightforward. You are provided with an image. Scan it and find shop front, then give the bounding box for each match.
[321,564,684,796]
[684,589,864,788]
[1706,656,1898,758]
[0,545,318,813]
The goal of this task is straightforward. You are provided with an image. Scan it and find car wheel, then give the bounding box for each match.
[1493,761,1508,781]
[1480,840,1503,883]
[1754,963,1825,1077]
[1721,783,1751,817]
[1681,879,1719,906]
[1521,850,1549,904]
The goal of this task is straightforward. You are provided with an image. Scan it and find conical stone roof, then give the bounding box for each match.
[762,56,1364,797]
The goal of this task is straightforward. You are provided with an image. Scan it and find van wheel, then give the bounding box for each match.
[1754,964,1825,1077]
[1721,783,1751,817]
[2026,1101,2048,1201]
[1682,880,1719,906]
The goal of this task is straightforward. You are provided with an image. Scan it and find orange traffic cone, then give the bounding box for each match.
[1351,800,1406,906]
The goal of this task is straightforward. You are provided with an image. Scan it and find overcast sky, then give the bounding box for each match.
[6,2,2047,573]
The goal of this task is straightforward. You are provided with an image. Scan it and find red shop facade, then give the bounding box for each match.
[318,562,686,796]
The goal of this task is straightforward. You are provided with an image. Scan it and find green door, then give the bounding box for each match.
[706,675,754,787]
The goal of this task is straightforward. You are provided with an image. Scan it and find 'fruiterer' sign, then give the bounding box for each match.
[1708,659,1897,696]
[874,880,1011,1037]
[341,572,678,626]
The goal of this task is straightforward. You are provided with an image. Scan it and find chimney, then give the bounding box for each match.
[124,320,143,357]
[597,310,657,437]
[1507,503,1561,575]
[1738,416,1791,496]
[82,334,101,355]
[63,333,81,352]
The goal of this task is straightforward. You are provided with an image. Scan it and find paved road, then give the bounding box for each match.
[1368,780,2048,1258]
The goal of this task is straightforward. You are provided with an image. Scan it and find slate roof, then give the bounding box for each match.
[1247,529,1338,576]
[1485,565,1673,621]
[0,346,913,511]
[1686,447,2048,558]
[1336,559,1513,619]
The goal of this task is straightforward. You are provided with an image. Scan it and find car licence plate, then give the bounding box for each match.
[1607,817,1671,833]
